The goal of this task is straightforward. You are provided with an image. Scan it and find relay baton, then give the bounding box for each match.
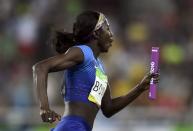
[149,47,159,100]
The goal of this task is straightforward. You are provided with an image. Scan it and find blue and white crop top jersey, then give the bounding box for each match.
[63,45,107,106]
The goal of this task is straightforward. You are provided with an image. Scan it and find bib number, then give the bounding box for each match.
[88,67,108,106]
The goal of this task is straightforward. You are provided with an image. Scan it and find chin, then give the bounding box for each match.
[100,45,111,53]
[102,48,109,53]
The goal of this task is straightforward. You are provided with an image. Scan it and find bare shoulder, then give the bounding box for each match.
[64,46,84,63]
[32,46,84,72]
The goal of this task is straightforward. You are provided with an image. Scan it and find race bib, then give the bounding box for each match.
[88,67,108,106]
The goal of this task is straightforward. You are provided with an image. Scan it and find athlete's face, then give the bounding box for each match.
[97,22,113,52]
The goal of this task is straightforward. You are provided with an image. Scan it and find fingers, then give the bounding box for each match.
[150,72,160,77]
[54,112,61,121]
[146,72,160,84]
[40,110,49,122]
[41,110,52,123]
[149,73,160,81]
[40,110,61,123]
[152,77,160,84]
[138,72,160,91]
[49,112,57,123]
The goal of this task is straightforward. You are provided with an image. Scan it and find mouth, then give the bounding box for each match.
[109,43,112,47]
[106,42,112,49]
[109,37,113,43]
[109,38,113,47]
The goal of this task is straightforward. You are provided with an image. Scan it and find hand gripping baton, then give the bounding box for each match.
[149,47,159,100]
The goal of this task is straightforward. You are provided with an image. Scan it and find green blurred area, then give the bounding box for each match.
[175,124,193,131]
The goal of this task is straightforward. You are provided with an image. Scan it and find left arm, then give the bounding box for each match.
[101,73,159,118]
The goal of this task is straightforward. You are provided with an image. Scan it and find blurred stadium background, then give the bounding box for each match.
[0,0,193,131]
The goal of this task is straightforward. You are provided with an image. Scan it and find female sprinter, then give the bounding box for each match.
[33,11,159,131]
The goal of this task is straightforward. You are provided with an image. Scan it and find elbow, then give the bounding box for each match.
[101,108,113,118]
[101,103,114,118]
[32,64,40,73]
[102,111,113,118]
[32,63,45,74]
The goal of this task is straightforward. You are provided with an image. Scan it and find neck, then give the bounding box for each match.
[86,40,100,58]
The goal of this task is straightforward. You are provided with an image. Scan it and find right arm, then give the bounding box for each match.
[32,47,84,122]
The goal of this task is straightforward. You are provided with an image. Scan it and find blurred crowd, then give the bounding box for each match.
[0,0,193,130]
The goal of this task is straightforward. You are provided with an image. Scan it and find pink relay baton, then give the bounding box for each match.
[149,47,159,100]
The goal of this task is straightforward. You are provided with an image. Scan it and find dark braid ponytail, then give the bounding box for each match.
[51,31,74,54]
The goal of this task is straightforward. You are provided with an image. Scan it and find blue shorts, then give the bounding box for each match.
[50,115,92,131]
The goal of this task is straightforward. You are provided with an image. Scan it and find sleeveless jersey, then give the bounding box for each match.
[63,45,106,105]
